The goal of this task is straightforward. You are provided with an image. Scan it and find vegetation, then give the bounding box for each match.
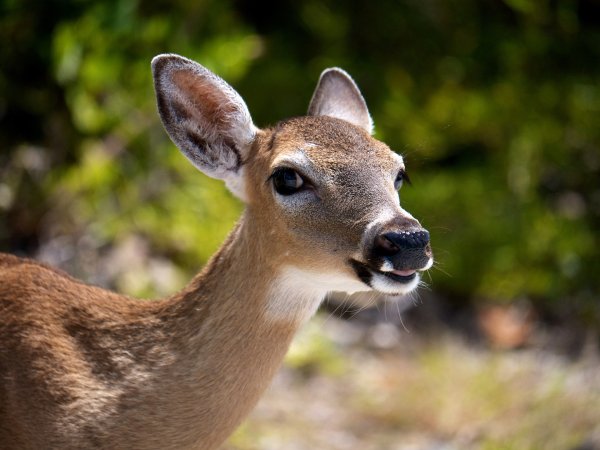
[2,1,599,448]
[1,1,598,316]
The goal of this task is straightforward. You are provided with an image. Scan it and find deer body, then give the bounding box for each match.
[0,55,433,449]
[0,220,312,449]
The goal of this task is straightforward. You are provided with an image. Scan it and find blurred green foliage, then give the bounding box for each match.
[0,0,598,322]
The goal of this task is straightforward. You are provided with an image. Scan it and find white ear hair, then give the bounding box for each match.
[307,68,374,134]
[152,54,258,199]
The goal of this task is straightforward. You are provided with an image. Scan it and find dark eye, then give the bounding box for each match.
[394,170,410,190]
[272,168,305,195]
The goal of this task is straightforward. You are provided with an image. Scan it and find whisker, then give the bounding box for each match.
[322,292,349,326]
[397,303,410,333]
[431,263,451,278]
[347,298,376,321]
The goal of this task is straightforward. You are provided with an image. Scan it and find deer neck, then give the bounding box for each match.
[149,210,326,448]
[169,210,327,330]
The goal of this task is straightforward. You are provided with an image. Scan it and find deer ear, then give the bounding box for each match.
[152,54,257,199]
[307,68,374,134]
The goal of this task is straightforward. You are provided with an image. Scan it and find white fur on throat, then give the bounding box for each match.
[264,267,369,323]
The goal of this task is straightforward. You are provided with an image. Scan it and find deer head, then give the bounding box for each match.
[152,54,433,313]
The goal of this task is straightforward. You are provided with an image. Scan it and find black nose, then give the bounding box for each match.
[374,229,430,255]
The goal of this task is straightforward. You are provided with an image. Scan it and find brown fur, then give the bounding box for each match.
[0,218,297,449]
[0,56,431,449]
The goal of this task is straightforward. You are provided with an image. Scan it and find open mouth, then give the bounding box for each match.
[350,259,422,295]
[380,269,417,283]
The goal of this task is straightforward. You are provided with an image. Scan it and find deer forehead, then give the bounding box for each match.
[258,116,404,180]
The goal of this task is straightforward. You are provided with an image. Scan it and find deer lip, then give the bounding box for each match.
[350,259,419,287]
[380,269,417,283]
[390,269,416,277]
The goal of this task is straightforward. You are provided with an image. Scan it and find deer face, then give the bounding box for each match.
[245,116,432,297]
[152,55,432,298]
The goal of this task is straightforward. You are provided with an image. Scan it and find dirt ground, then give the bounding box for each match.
[225,299,600,450]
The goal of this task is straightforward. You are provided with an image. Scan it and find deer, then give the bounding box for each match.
[0,54,433,450]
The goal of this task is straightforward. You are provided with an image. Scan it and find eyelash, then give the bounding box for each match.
[401,171,411,185]
[395,170,411,189]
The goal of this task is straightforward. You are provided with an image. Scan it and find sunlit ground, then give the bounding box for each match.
[226,312,600,450]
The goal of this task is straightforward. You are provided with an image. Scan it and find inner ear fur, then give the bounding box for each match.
[152,54,257,182]
[307,68,374,134]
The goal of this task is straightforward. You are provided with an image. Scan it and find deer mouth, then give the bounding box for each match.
[381,269,417,282]
[349,259,423,295]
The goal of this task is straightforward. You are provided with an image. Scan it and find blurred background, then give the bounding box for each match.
[1,0,599,448]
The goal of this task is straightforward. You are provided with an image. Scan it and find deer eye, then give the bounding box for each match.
[394,170,411,190]
[272,168,305,195]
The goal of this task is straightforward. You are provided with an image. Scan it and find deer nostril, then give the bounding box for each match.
[374,234,400,256]
[380,229,430,251]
